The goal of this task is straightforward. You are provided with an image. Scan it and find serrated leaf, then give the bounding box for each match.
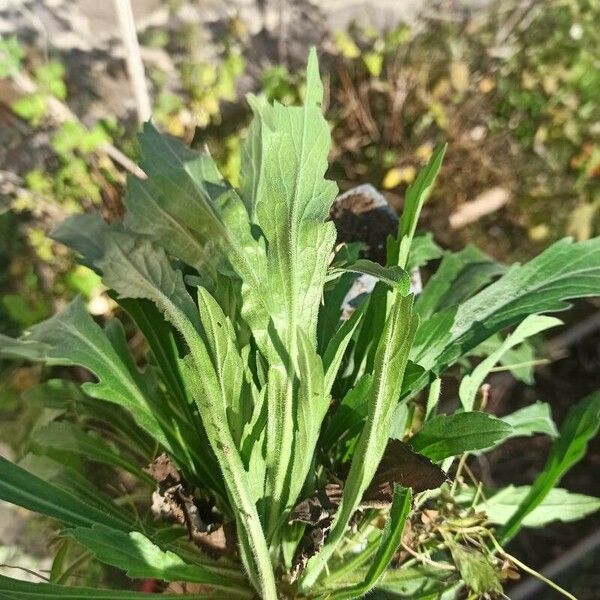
[410,412,513,461]
[241,50,342,539]
[440,238,600,369]
[241,47,337,346]
[17,297,169,450]
[136,121,226,245]
[51,213,124,270]
[459,315,561,410]
[500,391,600,542]
[98,233,200,331]
[195,285,253,447]
[132,125,270,351]
[94,229,276,597]
[124,175,214,273]
[475,486,600,527]
[406,233,443,271]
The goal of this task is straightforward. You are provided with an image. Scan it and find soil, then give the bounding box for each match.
[330,184,399,264]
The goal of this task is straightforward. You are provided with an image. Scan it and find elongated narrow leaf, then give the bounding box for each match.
[24,380,155,459]
[320,487,413,600]
[116,297,188,409]
[0,456,132,531]
[95,230,277,597]
[473,333,537,384]
[501,402,558,438]
[440,238,600,369]
[287,328,327,510]
[302,295,418,587]
[66,525,244,590]
[409,306,458,373]
[410,412,513,461]
[31,422,153,484]
[392,144,446,268]
[322,300,368,395]
[473,485,600,527]
[375,565,452,597]
[0,575,238,599]
[195,286,253,447]
[322,374,372,453]
[359,486,412,586]
[500,391,600,542]
[410,239,600,399]
[331,259,411,292]
[18,454,134,525]
[318,269,359,354]
[459,315,561,410]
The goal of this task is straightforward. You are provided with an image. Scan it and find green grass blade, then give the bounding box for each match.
[499,391,600,543]
[0,456,133,531]
[320,486,413,600]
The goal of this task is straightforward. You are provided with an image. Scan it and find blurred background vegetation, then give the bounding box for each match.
[1,0,599,595]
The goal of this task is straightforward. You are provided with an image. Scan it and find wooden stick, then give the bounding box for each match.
[113,0,152,124]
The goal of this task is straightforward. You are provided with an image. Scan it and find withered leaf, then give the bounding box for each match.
[363,440,447,504]
[288,441,446,579]
[290,483,343,526]
[145,453,236,557]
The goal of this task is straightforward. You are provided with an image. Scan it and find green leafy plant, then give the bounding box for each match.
[1,50,600,599]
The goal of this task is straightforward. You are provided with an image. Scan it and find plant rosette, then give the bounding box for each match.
[1,49,600,600]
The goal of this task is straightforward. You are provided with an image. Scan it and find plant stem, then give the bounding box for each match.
[488,535,576,600]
